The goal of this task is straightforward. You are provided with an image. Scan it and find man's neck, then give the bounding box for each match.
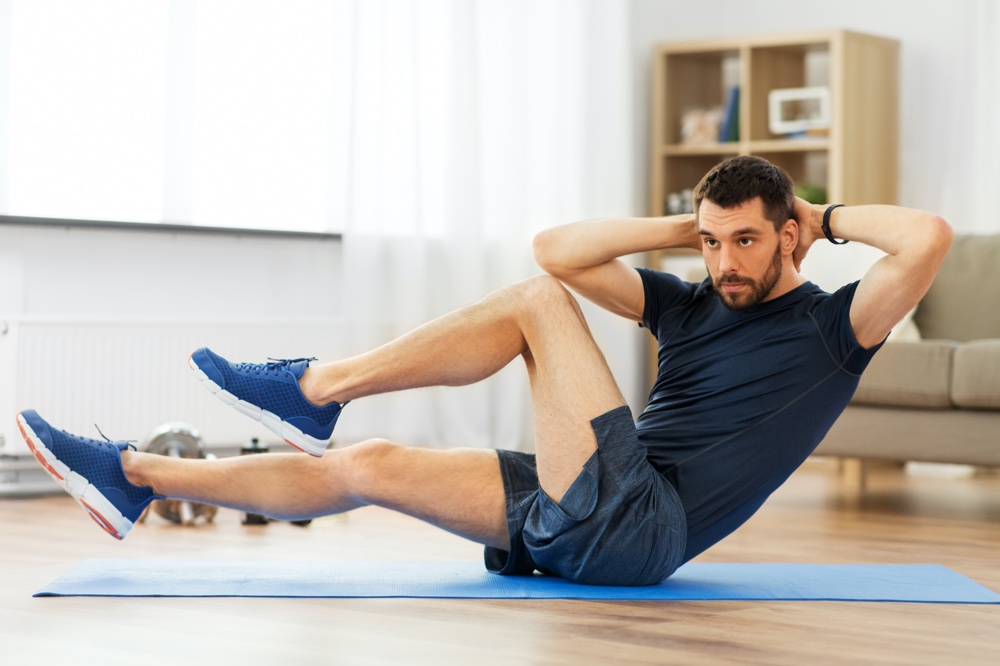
[763,263,808,303]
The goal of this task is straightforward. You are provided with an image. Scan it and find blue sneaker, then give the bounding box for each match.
[16,410,163,540]
[188,347,344,457]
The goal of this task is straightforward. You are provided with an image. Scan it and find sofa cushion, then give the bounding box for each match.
[912,234,1000,342]
[851,341,956,408]
[951,339,1000,409]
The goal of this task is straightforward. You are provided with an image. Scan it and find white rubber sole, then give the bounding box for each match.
[187,355,328,457]
[16,412,133,540]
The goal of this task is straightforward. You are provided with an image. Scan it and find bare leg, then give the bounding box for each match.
[300,275,627,500]
[124,441,508,548]
[125,275,626,545]
[300,281,538,401]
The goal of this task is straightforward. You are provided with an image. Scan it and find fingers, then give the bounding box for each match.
[792,196,814,224]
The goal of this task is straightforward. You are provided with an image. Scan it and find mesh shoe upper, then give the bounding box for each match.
[19,410,161,523]
[47,429,155,508]
[193,347,342,434]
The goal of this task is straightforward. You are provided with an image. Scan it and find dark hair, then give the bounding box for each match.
[692,155,795,231]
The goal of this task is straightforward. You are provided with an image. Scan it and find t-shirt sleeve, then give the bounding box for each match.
[637,267,697,338]
[810,280,885,375]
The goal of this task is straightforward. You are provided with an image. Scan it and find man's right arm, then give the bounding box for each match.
[533,215,702,322]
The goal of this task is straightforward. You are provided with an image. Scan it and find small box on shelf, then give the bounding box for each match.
[679,106,724,146]
[768,86,831,136]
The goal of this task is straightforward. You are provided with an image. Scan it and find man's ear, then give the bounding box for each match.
[781,218,799,254]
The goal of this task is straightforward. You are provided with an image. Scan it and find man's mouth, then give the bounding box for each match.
[718,277,751,292]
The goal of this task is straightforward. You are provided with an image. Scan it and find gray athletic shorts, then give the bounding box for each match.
[484,406,687,586]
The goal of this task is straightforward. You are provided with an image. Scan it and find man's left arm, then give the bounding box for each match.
[794,200,953,349]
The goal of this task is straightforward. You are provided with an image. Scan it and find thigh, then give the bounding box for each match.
[516,277,629,503]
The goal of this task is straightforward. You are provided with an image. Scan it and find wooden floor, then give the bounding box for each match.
[1,459,998,665]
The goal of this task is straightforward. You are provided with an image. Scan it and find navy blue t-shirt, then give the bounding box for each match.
[636,268,883,562]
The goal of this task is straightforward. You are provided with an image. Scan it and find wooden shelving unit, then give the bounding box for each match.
[649,29,899,219]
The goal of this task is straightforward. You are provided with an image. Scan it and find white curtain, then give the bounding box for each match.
[327,0,635,449]
[965,0,1000,233]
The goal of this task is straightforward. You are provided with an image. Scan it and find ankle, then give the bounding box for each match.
[120,450,155,491]
[299,366,344,406]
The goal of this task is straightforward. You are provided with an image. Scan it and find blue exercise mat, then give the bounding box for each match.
[34,559,1000,603]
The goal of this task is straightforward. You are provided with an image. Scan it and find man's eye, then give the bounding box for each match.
[704,239,718,248]
[739,238,753,246]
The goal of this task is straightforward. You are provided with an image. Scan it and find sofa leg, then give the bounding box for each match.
[840,457,867,495]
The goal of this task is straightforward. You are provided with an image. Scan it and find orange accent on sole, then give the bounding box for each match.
[284,439,306,453]
[16,413,124,540]
[284,439,323,457]
[80,499,123,540]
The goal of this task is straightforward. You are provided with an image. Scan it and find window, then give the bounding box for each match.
[6,0,168,223]
[1,0,340,233]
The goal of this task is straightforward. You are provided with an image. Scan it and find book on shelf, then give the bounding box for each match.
[718,85,740,143]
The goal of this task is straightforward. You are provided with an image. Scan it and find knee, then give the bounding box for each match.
[342,438,399,497]
[514,275,580,314]
[345,437,398,471]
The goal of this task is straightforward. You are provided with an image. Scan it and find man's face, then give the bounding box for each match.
[698,197,785,312]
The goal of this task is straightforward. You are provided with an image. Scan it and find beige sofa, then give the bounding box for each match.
[815,233,1000,469]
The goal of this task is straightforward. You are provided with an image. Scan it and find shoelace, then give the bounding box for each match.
[93,424,138,452]
[234,357,317,376]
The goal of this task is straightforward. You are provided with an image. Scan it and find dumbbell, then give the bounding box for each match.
[139,422,219,526]
[241,438,312,527]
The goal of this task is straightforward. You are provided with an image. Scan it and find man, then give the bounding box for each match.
[17,156,952,586]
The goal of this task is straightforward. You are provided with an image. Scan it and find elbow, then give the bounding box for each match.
[926,214,954,262]
[906,213,953,274]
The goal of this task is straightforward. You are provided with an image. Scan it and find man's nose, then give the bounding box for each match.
[718,245,740,273]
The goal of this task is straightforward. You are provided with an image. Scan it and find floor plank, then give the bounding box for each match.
[1,459,998,665]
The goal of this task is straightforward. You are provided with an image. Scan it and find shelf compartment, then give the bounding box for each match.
[657,152,740,215]
[659,48,741,146]
[753,149,829,201]
[748,42,831,142]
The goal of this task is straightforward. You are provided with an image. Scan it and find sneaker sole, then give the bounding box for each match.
[16,412,132,540]
[187,354,328,457]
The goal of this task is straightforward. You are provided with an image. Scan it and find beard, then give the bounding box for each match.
[711,243,783,312]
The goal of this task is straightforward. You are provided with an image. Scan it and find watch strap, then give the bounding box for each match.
[822,204,848,244]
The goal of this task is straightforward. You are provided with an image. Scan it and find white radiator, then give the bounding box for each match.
[0,317,346,492]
